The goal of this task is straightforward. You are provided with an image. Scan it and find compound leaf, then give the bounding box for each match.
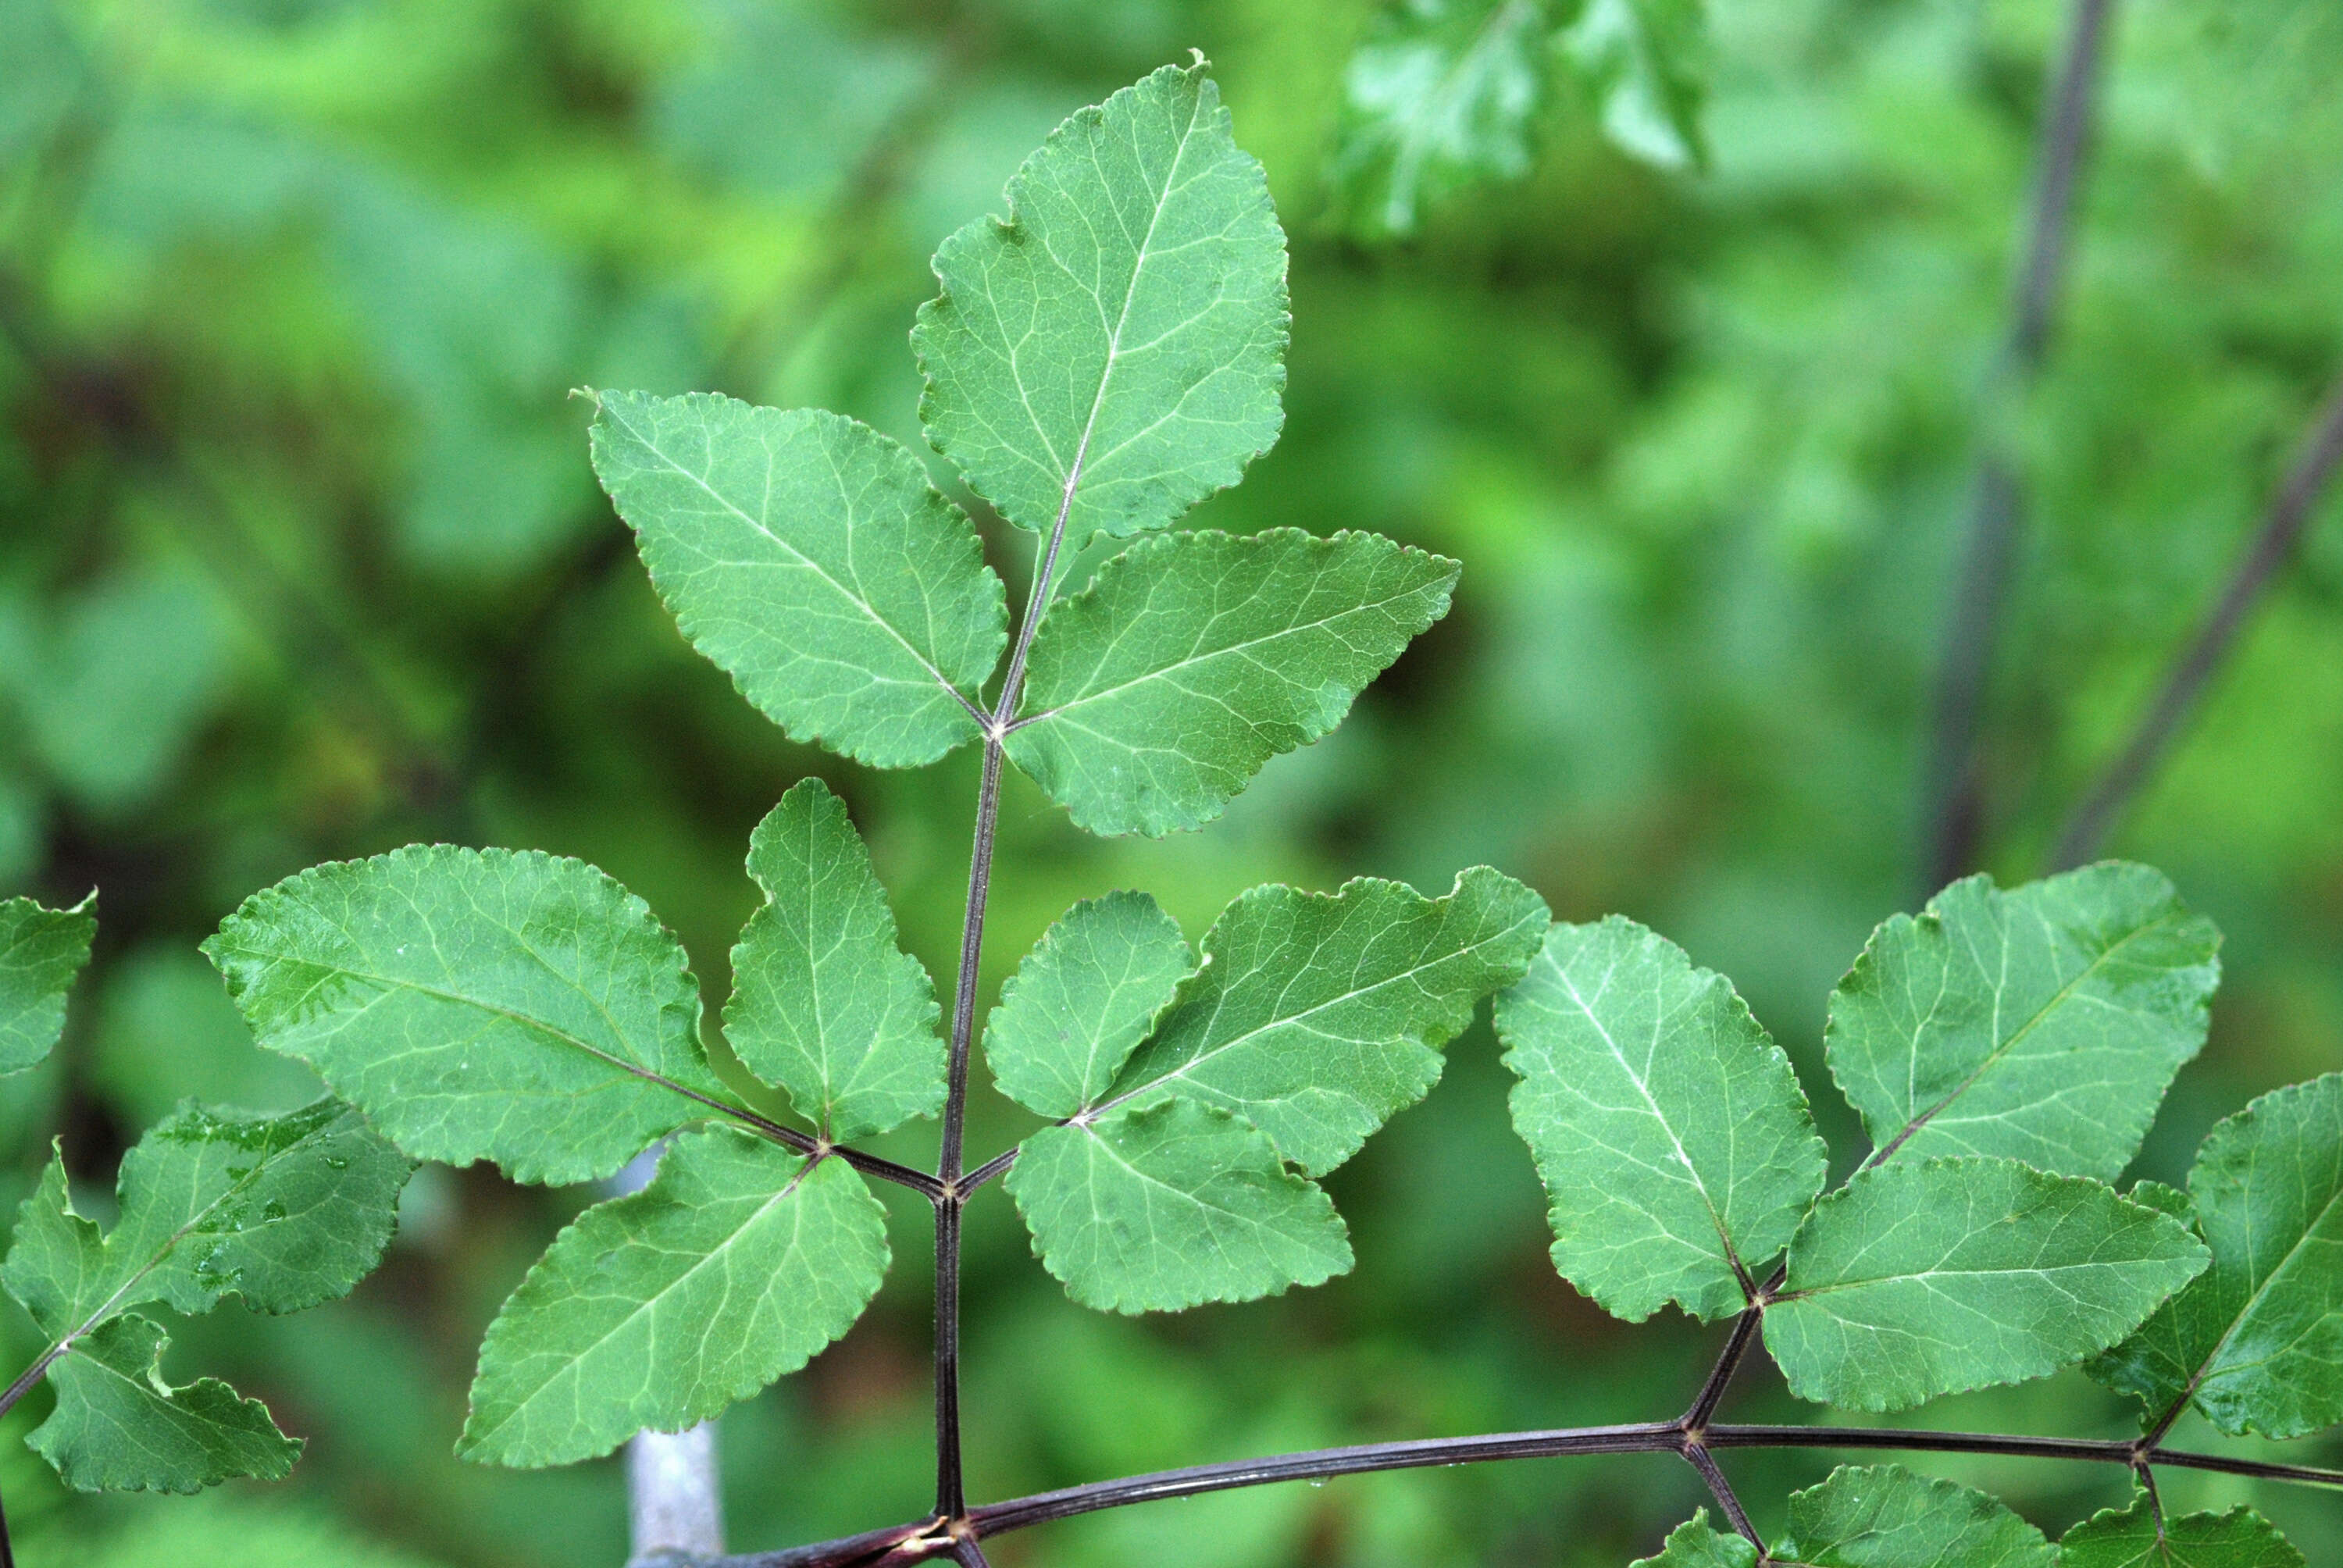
[725,778,943,1141]
[462,1127,886,1467]
[2088,1074,2343,1439]
[1772,1465,2052,1568]
[1107,868,1550,1176]
[1005,529,1459,837]
[1006,1096,1350,1313]
[1496,916,1826,1324]
[985,890,1192,1119]
[1766,1157,2208,1411]
[205,846,729,1186]
[30,1315,300,1493]
[913,59,1288,544]
[1331,0,1554,237]
[1825,864,2220,1181]
[589,391,1007,768]
[1633,1512,1758,1568]
[1,892,95,1074]
[2059,1496,2303,1568]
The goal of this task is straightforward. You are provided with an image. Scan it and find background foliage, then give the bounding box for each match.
[2,0,2341,1562]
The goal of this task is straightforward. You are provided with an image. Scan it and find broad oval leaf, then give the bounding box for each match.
[2088,1074,2343,1439]
[31,1315,300,1494]
[589,391,1007,768]
[1773,1465,2052,1568]
[984,890,1192,1119]
[1005,529,1459,837]
[205,846,729,1185]
[725,778,943,1140]
[2059,1495,2303,1568]
[1496,916,1827,1324]
[1825,864,2220,1181]
[1007,1096,1350,1313]
[913,59,1289,544]
[1632,1512,1757,1568]
[1107,867,1550,1176]
[462,1127,886,1467]
[0,892,95,1074]
[1765,1157,2208,1411]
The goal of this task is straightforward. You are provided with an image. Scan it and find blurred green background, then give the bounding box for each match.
[3,0,2341,1562]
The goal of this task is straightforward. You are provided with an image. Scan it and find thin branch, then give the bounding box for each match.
[961,1147,1018,1195]
[2052,375,2343,868]
[715,1420,2343,1567]
[1682,1302,1767,1432]
[1683,1443,1761,1547]
[1921,0,2118,892]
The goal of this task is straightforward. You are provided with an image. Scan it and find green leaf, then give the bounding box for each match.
[1633,1512,1758,1568]
[1004,529,1459,837]
[1006,1096,1351,1313]
[1494,916,1827,1324]
[1107,868,1550,1175]
[1824,865,2220,1181]
[1562,0,1708,170]
[2058,1496,2304,1568]
[0,892,95,1074]
[587,390,1007,768]
[1773,1465,2052,1568]
[912,59,1289,543]
[724,779,943,1140]
[1330,0,1554,237]
[462,1127,886,1467]
[985,890,1193,1119]
[2088,1074,2343,1439]
[205,846,728,1185]
[29,1315,300,1493]
[2,1100,408,1338]
[1765,1157,2209,1411]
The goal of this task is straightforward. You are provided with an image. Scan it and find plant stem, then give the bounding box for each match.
[1921,0,2117,892]
[1683,1302,1767,1432]
[2052,374,2343,868]
[719,1421,2343,1567]
[1684,1442,1761,1546]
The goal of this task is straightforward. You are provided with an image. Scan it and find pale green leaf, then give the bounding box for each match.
[724,778,943,1140]
[1005,529,1459,837]
[588,390,1007,768]
[1766,1157,2209,1411]
[1006,1096,1351,1313]
[462,1127,886,1467]
[1495,916,1826,1324]
[1564,0,1708,170]
[1331,0,1553,237]
[0,892,95,1074]
[2058,1496,2303,1568]
[1825,864,2220,1181]
[985,890,1192,1119]
[1633,1511,1758,1568]
[2,1100,408,1338]
[2088,1074,2343,1439]
[912,59,1289,543]
[1772,1465,2052,1568]
[205,846,729,1185]
[29,1315,300,1492]
[1106,868,1550,1176]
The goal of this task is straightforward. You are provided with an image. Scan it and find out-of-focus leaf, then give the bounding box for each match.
[1766,1157,2208,1410]
[725,778,943,1140]
[1771,1465,2052,1567]
[1007,1096,1351,1313]
[1495,916,1826,1324]
[1825,865,2220,1181]
[1108,868,1550,1176]
[0,892,93,1074]
[1006,529,1458,837]
[1562,0,1707,169]
[205,847,727,1185]
[0,0,84,166]
[913,59,1289,543]
[2058,1495,2304,1568]
[30,1315,299,1493]
[2089,1074,2343,1438]
[588,390,1007,768]
[985,890,1192,1120]
[462,1128,886,1467]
